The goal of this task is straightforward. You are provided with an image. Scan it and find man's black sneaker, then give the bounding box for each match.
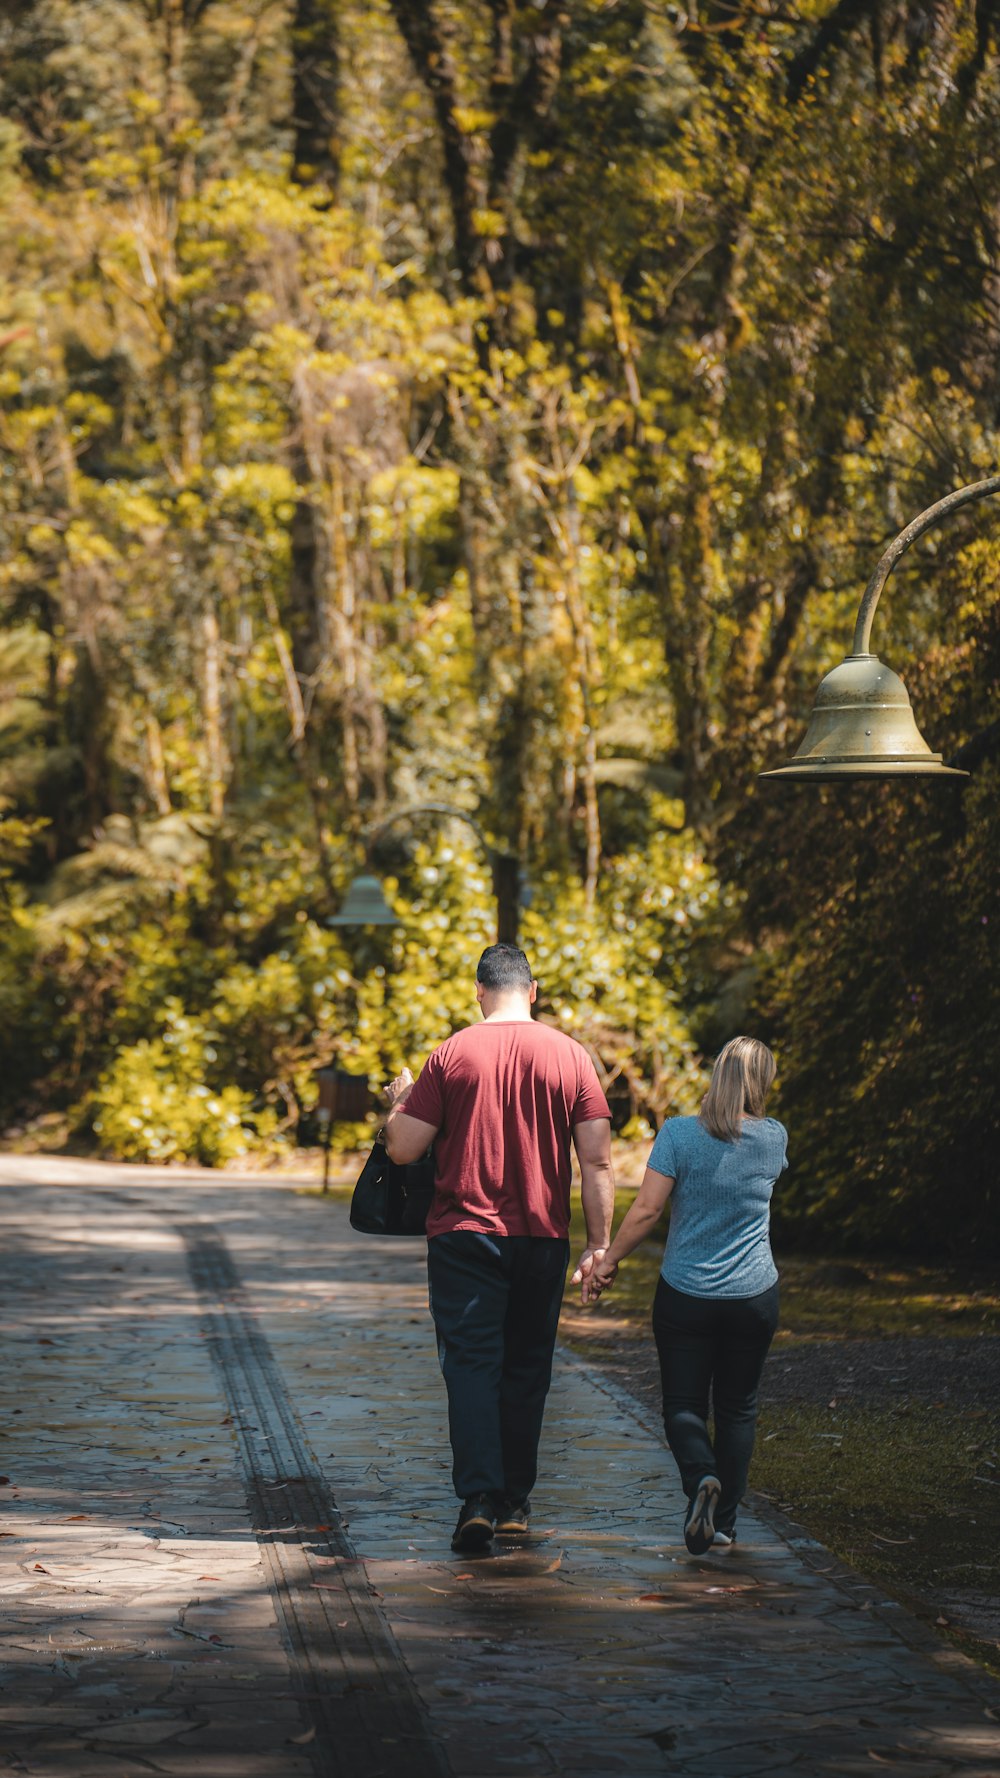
[684,1475,721,1555]
[451,1495,495,1552]
[495,1498,530,1535]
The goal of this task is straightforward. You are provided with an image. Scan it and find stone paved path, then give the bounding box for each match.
[2,1158,999,1778]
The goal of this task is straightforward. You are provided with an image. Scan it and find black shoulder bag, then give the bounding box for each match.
[349,1130,436,1237]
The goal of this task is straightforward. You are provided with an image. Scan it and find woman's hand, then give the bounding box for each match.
[581,1253,618,1304]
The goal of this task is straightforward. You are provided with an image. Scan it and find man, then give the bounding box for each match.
[384,943,614,1553]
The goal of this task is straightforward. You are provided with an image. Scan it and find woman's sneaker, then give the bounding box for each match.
[495,1498,530,1535]
[684,1475,721,1554]
[451,1494,495,1552]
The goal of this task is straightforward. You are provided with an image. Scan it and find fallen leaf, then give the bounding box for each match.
[64,1515,88,1522]
[0,1477,10,1486]
[638,1593,673,1603]
[935,1614,951,1627]
[453,1572,474,1580]
[288,1727,316,1746]
[311,1582,344,1591]
[196,1575,220,1580]
[33,1563,49,1572]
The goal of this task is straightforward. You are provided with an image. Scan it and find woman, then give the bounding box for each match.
[585,1036,787,1555]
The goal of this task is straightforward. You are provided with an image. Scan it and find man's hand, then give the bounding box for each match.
[383,1067,439,1165]
[383,1067,414,1107]
[570,1245,604,1284]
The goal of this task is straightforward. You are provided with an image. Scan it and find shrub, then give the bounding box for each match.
[89,1005,275,1165]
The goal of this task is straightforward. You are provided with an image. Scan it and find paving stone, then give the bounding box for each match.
[1,1159,999,1778]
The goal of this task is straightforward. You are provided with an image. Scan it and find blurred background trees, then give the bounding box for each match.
[0,0,996,1256]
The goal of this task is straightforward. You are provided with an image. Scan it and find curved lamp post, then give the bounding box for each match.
[760,473,1000,781]
[330,802,524,943]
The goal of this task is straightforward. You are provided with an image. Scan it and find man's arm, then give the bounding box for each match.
[383,1067,439,1164]
[570,1116,615,1285]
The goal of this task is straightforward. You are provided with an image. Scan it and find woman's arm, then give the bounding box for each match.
[581,1166,674,1303]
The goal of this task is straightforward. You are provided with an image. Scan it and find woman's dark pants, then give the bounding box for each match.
[652,1277,779,1534]
[427,1231,569,1504]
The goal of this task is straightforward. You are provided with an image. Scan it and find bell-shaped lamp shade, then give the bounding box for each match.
[327,872,401,926]
[759,654,967,781]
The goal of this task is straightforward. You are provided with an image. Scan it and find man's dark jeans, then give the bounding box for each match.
[427,1231,569,1503]
[652,1276,780,1535]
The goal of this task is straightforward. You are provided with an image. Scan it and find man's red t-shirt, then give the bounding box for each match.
[403,1019,611,1240]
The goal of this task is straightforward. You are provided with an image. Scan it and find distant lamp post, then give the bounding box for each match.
[759,473,1000,782]
[333,803,524,944]
[327,872,401,927]
[314,1064,371,1192]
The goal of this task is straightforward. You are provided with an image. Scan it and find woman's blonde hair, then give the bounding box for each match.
[699,1036,777,1142]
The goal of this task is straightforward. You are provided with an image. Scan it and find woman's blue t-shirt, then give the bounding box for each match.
[647,1114,788,1300]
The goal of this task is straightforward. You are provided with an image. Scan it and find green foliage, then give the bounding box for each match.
[0,2,996,1255]
[90,1006,274,1167]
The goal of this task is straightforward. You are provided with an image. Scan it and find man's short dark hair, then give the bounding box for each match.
[476,943,533,992]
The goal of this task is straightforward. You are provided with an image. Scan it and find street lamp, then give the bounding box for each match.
[759,473,1000,782]
[313,1064,371,1191]
[332,802,525,944]
[327,872,400,927]
[320,871,398,1177]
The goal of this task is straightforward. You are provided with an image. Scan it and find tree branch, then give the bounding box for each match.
[947,718,1000,774]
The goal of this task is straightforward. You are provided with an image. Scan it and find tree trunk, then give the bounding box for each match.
[202,604,228,822]
[291,0,341,188]
[145,712,172,815]
[329,467,361,816]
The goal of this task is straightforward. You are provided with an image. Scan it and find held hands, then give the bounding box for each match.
[586,1253,619,1303]
[571,1247,619,1305]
